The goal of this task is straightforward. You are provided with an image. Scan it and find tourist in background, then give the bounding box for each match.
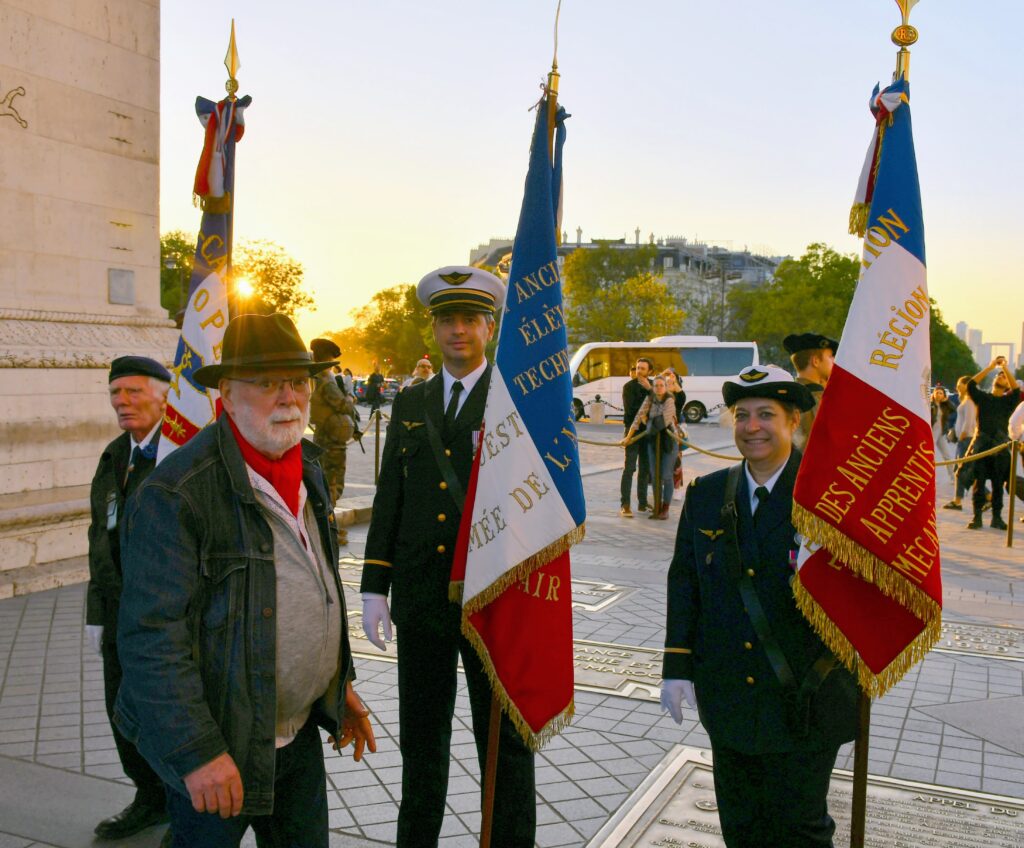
[930,386,956,481]
[623,374,682,520]
[619,357,653,517]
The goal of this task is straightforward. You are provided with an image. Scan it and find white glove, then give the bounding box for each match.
[86,625,104,656]
[361,593,393,651]
[660,679,696,724]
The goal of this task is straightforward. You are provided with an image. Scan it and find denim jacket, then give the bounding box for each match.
[114,415,354,815]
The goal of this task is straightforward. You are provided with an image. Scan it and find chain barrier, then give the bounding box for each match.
[575,425,1019,546]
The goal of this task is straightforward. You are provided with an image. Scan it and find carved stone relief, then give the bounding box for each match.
[1,82,28,128]
[0,310,178,369]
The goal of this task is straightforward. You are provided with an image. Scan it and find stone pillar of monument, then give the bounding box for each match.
[0,1,178,595]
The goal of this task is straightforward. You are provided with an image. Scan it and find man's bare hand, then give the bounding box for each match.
[328,683,377,762]
[183,752,243,818]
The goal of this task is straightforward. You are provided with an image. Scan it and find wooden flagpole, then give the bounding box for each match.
[850,6,921,845]
[850,692,871,848]
[479,695,502,848]
[223,20,241,319]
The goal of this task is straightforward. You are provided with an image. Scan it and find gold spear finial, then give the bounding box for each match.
[224,19,241,99]
[546,0,563,161]
[891,0,920,80]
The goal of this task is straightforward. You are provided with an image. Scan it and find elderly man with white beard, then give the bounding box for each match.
[115,313,375,848]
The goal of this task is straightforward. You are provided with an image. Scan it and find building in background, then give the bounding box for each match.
[470,230,782,337]
[0,1,175,594]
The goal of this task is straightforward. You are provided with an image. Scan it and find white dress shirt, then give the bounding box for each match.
[744,459,787,517]
[441,360,487,419]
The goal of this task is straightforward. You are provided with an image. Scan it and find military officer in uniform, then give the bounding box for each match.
[783,333,838,450]
[86,355,171,839]
[309,337,356,546]
[361,266,536,848]
[661,365,858,848]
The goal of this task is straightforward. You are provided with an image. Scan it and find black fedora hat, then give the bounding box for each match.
[193,313,338,389]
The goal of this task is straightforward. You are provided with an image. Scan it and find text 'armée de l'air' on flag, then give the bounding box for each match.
[449,92,585,749]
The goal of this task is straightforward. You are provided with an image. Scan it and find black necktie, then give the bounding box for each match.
[125,445,155,496]
[444,381,464,430]
[753,485,770,522]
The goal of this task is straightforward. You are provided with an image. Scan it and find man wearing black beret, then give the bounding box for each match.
[782,333,839,450]
[86,355,172,839]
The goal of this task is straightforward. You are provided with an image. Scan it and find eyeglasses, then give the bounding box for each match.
[232,376,312,395]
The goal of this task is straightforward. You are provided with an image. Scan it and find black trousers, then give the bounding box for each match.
[100,595,165,806]
[972,450,1009,516]
[166,719,328,848]
[711,743,841,848]
[395,610,535,848]
[620,435,651,508]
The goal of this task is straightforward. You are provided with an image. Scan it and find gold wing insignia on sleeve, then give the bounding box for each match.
[699,528,724,540]
[402,420,424,430]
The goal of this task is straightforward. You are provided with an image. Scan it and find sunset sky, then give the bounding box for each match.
[159,1,1023,357]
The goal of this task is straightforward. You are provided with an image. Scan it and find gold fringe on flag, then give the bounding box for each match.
[461,523,586,616]
[791,571,941,698]
[460,603,576,751]
[792,503,941,625]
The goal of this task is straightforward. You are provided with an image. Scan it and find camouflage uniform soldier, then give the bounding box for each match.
[310,339,356,545]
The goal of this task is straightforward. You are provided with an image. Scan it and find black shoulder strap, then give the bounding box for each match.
[423,414,467,516]
[720,463,797,691]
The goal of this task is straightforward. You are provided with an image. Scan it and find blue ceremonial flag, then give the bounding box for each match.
[451,96,582,746]
[158,95,251,462]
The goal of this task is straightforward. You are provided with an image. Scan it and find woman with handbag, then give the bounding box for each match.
[622,375,682,520]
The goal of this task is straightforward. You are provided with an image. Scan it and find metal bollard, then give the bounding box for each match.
[1008,440,1019,548]
[653,433,662,515]
[374,411,382,485]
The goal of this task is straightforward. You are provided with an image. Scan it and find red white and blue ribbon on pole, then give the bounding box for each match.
[158,95,249,463]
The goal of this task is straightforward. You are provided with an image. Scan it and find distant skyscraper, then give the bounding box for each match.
[955,320,968,341]
[966,328,982,363]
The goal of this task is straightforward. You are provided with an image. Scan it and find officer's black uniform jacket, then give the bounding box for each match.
[361,368,490,625]
[662,449,857,754]
[86,430,159,626]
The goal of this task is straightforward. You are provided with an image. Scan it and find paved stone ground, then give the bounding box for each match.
[0,413,1021,846]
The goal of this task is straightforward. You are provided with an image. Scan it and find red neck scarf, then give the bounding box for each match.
[227,414,303,516]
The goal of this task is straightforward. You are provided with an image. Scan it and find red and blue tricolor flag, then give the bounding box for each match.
[450,95,583,747]
[158,95,250,463]
[792,76,941,696]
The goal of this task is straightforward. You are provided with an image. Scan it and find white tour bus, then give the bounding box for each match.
[569,336,760,423]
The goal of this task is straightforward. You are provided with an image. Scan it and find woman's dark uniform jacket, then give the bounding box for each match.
[662,449,858,753]
[360,369,489,621]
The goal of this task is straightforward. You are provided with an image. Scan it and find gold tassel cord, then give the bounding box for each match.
[792,504,941,625]
[792,573,941,698]
[461,524,586,616]
[460,613,575,751]
[848,203,870,238]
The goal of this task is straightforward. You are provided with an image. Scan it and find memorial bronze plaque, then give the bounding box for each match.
[587,747,1023,848]
[573,641,661,700]
[340,558,636,613]
[571,579,637,612]
[935,621,1023,662]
